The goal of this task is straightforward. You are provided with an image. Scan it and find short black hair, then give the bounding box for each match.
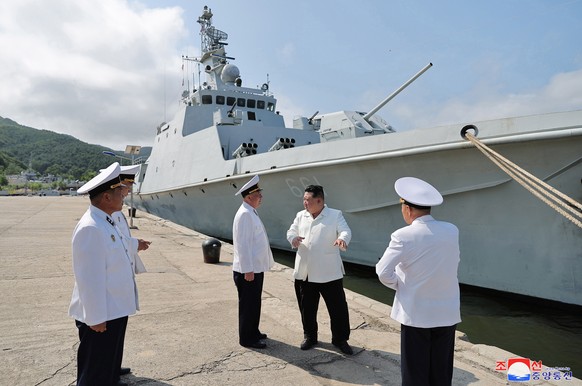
[304,185,324,199]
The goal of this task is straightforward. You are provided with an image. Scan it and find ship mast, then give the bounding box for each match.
[197,6,228,55]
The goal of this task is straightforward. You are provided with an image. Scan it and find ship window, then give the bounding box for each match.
[247,99,256,108]
[237,98,246,107]
[227,97,236,106]
[267,102,275,111]
[216,95,225,105]
[248,111,256,120]
[201,95,212,104]
[257,100,265,109]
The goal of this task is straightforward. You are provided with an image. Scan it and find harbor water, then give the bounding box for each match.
[274,250,582,377]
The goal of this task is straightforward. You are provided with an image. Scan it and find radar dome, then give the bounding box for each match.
[221,64,240,84]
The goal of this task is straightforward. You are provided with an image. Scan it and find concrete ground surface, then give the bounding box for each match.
[0,196,579,386]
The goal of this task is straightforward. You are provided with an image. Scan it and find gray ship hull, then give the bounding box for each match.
[133,6,581,306]
[134,109,582,306]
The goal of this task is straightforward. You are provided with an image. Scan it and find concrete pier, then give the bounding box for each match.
[0,196,578,385]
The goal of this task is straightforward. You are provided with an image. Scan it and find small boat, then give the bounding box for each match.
[133,6,582,306]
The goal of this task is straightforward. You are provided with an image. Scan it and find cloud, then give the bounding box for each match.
[1,0,580,150]
[0,0,189,149]
[275,65,582,136]
[392,67,582,130]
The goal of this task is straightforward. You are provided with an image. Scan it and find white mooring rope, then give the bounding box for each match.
[461,127,582,229]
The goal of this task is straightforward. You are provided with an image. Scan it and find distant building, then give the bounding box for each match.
[7,174,28,185]
[40,174,57,183]
[22,170,37,180]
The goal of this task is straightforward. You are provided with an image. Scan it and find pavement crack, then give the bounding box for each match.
[164,350,288,381]
[34,361,73,385]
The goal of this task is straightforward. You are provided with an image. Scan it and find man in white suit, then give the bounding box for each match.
[110,164,150,378]
[376,177,461,386]
[287,184,353,355]
[232,175,274,349]
[114,164,150,276]
[69,163,138,386]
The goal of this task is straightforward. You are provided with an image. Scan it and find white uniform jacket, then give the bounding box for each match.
[69,205,138,326]
[376,215,461,328]
[232,202,274,274]
[286,205,351,283]
[112,211,147,274]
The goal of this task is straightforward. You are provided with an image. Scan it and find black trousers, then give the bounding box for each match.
[294,278,350,343]
[400,323,457,386]
[233,271,264,346]
[75,316,128,386]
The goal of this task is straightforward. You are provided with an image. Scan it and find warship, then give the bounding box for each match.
[133,6,582,306]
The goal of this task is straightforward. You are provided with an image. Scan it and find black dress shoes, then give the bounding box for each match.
[120,367,131,375]
[117,382,129,386]
[242,341,267,349]
[258,332,267,340]
[333,340,354,355]
[300,338,317,350]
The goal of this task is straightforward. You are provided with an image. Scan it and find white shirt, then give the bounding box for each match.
[112,210,147,274]
[69,205,138,326]
[286,205,351,283]
[232,202,274,273]
[376,215,461,328]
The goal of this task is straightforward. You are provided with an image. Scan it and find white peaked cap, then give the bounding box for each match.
[395,177,443,207]
[120,164,141,175]
[78,162,122,197]
[99,164,140,174]
[119,164,141,179]
[235,175,261,197]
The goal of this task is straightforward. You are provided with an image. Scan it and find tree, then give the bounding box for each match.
[80,170,98,182]
[4,164,22,175]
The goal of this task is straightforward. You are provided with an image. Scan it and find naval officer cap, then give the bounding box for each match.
[235,175,262,197]
[119,164,141,182]
[395,177,443,208]
[78,162,124,198]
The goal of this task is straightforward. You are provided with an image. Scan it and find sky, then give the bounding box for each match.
[1,0,581,150]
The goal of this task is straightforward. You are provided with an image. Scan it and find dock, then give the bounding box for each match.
[0,196,578,385]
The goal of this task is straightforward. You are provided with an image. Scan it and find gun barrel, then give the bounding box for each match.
[362,62,433,121]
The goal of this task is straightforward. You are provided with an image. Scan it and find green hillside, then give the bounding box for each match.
[0,147,26,174]
[0,116,150,180]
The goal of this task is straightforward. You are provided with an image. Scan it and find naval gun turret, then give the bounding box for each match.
[300,63,433,143]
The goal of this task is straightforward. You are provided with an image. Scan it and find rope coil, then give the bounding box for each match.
[461,125,582,229]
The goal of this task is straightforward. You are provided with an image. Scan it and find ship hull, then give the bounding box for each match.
[134,110,582,306]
